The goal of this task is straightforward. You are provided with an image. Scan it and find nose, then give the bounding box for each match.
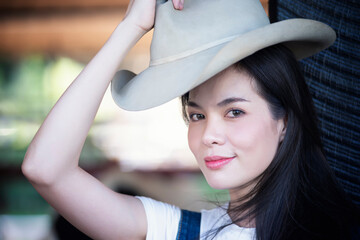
[202,118,225,147]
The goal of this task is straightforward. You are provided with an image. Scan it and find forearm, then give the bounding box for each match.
[22,20,145,185]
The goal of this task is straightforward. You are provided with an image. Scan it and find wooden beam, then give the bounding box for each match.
[0,0,129,9]
[0,8,153,65]
[0,0,268,62]
[0,0,267,11]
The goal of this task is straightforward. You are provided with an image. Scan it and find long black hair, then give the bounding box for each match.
[182,44,360,239]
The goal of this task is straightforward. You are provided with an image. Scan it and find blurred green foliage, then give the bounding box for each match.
[0,55,108,214]
[0,55,106,166]
[0,176,51,215]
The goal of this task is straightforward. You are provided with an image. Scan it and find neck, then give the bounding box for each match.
[228,186,256,228]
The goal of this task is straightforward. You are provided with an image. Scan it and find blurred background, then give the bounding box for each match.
[0,1,269,239]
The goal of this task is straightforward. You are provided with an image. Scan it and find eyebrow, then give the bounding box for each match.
[217,97,250,107]
[187,97,249,109]
[187,101,202,109]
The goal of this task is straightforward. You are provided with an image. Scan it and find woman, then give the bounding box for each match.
[180,44,359,239]
[22,0,359,239]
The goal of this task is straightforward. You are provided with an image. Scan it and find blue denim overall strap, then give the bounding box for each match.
[176,209,201,240]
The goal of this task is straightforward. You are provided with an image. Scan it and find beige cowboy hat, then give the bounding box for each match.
[111,0,335,111]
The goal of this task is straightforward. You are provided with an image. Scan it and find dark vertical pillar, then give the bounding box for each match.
[271,0,360,205]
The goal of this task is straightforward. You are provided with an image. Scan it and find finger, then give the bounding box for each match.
[125,0,135,17]
[172,0,184,10]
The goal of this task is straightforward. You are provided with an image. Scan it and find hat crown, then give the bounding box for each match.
[151,0,270,65]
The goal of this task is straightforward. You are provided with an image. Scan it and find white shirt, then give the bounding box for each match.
[136,196,256,240]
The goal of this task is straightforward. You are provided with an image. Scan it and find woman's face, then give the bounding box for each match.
[187,66,286,195]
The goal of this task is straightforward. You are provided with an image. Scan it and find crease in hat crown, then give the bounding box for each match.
[150,0,269,66]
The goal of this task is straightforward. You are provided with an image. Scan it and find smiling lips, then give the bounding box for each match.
[204,156,235,170]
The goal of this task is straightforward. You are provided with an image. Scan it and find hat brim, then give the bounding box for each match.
[112,19,335,111]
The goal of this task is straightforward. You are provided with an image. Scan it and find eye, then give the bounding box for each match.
[225,109,244,118]
[189,113,205,122]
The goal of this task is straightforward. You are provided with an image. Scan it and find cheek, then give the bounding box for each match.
[229,117,281,160]
[228,120,258,150]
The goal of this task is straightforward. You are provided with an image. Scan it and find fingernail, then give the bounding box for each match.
[175,2,180,10]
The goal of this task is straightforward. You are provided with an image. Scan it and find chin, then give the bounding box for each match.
[208,182,229,190]
[203,172,234,190]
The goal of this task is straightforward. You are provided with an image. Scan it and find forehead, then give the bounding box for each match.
[189,67,257,102]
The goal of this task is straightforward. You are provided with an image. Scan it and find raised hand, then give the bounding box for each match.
[124,0,184,34]
[22,1,184,239]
